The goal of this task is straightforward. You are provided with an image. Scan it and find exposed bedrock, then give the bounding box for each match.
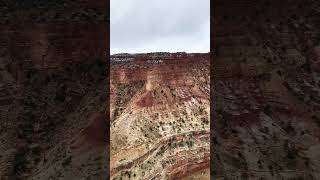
[110,53,210,179]
[212,0,320,179]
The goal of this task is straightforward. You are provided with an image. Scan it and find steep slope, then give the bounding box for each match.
[212,0,320,179]
[0,0,106,24]
[20,61,108,180]
[110,53,210,179]
[0,55,108,180]
[0,2,108,179]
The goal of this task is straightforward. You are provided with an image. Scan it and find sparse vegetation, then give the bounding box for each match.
[62,156,72,167]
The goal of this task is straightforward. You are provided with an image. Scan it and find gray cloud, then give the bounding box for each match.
[111,0,210,54]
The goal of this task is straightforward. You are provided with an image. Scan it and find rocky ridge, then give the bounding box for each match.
[0,1,107,179]
[212,0,320,179]
[110,53,210,179]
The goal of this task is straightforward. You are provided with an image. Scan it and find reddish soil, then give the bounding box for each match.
[168,155,210,180]
[136,91,154,108]
[111,54,210,85]
[83,114,107,146]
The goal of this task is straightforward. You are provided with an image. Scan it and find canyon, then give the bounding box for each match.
[2,0,320,179]
[212,0,320,179]
[110,53,210,179]
[0,1,107,179]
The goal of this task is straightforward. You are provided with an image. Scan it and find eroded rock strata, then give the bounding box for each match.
[110,53,210,179]
[0,1,108,179]
[213,0,320,179]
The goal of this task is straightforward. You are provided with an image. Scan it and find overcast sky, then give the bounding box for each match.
[111,0,210,54]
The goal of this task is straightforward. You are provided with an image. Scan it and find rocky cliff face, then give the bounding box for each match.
[110,53,210,179]
[0,1,107,179]
[212,0,320,179]
[0,0,106,24]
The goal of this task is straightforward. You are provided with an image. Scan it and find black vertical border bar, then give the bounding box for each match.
[106,0,110,179]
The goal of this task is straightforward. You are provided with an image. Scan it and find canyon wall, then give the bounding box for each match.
[0,1,108,179]
[212,0,320,179]
[110,53,210,179]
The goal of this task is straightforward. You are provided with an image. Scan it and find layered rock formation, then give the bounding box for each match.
[212,0,320,179]
[110,53,210,179]
[0,1,107,179]
[0,0,106,24]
